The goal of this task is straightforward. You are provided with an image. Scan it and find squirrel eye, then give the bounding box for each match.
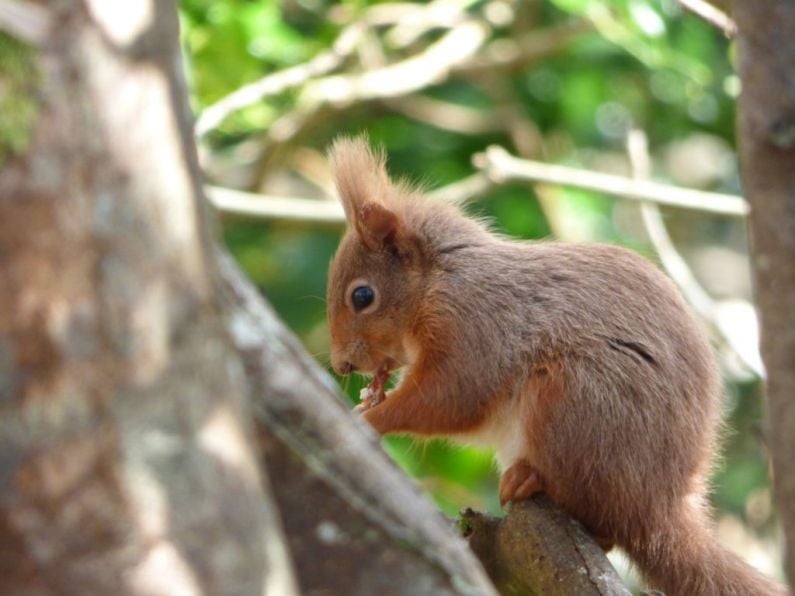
[351,285,375,312]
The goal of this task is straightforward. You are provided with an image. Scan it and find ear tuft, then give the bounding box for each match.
[328,135,425,259]
[328,135,389,221]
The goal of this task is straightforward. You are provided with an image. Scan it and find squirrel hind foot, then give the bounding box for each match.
[499,460,544,507]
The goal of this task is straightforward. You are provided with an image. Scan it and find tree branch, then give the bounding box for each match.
[677,0,736,37]
[207,185,345,224]
[307,20,489,106]
[195,21,366,137]
[475,146,748,217]
[383,95,502,135]
[216,249,499,595]
[204,151,747,224]
[463,497,630,596]
[205,171,495,224]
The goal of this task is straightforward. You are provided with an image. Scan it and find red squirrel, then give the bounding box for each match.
[326,137,785,595]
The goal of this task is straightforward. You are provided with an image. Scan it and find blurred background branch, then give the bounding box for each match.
[676,0,735,37]
[626,129,763,377]
[195,20,366,136]
[207,186,344,224]
[474,146,747,215]
[206,153,746,218]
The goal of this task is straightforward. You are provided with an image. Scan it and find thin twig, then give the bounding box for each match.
[676,0,736,37]
[475,145,748,217]
[383,0,479,49]
[454,19,592,76]
[307,20,488,105]
[383,95,501,135]
[205,149,748,223]
[206,186,344,224]
[427,173,493,204]
[205,172,493,224]
[628,131,715,317]
[195,23,366,137]
[626,130,763,377]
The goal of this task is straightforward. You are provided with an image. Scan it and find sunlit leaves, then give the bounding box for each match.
[549,0,712,84]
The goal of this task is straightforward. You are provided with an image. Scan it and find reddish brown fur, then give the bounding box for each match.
[326,137,785,595]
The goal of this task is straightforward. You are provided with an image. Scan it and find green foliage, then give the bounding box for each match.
[0,33,39,164]
[550,0,712,82]
[182,0,773,538]
[181,1,318,102]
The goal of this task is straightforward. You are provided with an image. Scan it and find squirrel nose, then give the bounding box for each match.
[333,359,356,375]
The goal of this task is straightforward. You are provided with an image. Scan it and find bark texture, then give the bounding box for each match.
[462,497,630,596]
[0,2,293,594]
[734,0,795,585]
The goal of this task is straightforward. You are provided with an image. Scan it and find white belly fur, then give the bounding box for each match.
[452,394,531,472]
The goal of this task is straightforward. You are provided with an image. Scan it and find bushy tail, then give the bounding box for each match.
[625,502,786,596]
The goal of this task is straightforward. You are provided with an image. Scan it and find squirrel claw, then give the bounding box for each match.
[499,460,544,507]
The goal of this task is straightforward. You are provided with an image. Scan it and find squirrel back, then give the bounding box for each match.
[326,136,785,595]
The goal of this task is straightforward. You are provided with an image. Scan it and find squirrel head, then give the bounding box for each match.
[326,136,429,377]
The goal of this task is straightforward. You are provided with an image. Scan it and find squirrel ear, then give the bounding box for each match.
[328,135,418,256]
[358,202,399,250]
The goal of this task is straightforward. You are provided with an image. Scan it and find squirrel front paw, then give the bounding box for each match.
[499,460,544,507]
[354,366,390,413]
[354,384,386,413]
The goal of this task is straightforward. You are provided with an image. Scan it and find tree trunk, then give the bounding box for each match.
[734,0,795,585]
[0,2,296,594]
